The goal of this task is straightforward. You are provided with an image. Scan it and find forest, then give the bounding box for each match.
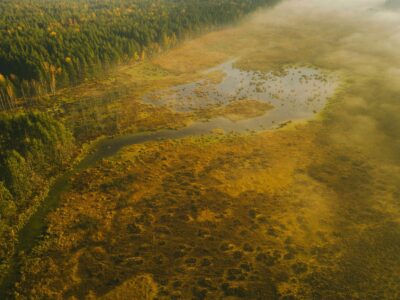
[0,0,277,108]
[0,113,74,268]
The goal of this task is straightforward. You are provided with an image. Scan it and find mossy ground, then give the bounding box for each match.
[14,122,399,299]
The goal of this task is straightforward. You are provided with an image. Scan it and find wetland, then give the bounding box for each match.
[2,0,400,299]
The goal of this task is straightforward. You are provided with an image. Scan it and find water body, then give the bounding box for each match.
[0,60,339,298]
[144,59,338,130]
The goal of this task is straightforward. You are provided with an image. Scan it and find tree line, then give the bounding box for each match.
[0,0,278,109]
[0,112,74,267]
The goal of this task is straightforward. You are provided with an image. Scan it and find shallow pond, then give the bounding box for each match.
[144,59,338,130]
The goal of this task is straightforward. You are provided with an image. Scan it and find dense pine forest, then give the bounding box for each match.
[0,112,74,263]
[0,0,276,107]
[0,0,279,287]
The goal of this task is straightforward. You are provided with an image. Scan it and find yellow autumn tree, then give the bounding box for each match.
[0,73,5,85]
[42,62,57,95]
[140,50,146,61]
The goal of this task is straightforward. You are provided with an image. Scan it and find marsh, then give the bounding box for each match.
[1,0,400,299]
